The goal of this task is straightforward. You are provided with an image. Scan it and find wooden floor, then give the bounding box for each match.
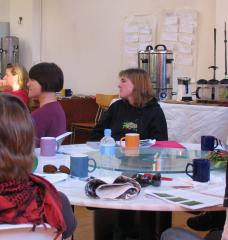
[74,206,207,240]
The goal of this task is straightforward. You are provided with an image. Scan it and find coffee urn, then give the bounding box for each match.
[0,36,19,76]
[138,44,174,101]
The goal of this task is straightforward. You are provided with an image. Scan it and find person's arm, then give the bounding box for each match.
[58,191,77,239]
[89,104,115,141]
[148,107,168,141]
[222,164,228,240]
[222,209,228,240]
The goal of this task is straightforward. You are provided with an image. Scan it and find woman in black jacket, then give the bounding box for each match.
[90,68,167,141]
[90,68,170,240]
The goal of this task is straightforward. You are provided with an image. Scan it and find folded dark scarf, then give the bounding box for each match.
[0,174,66,239]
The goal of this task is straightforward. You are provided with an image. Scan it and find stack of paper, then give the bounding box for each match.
[145,188,222,210]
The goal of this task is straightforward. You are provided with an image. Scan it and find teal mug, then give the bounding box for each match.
[32,156,38,172]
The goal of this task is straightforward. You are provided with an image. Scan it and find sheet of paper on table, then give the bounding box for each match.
[197,185,225,198]
[34,173,69,184]
[145,188,223,210]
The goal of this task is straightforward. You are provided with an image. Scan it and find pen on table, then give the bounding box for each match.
[57,151,70,155]
[143,173,173,181]
[161,176,173,181]
[172,186,193,189]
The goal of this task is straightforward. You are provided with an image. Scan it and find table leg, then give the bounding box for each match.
[71,205,74,240]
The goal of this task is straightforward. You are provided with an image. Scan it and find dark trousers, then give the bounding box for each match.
[94,209,172,240]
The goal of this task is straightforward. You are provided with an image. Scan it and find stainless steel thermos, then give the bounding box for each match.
[138,44,174,101]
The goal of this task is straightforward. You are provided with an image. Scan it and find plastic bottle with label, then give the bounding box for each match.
[99,129,116,174]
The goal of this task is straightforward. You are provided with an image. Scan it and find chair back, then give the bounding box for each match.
[95,93,119,123]
[95,94,119,109]
[0,224,61,240]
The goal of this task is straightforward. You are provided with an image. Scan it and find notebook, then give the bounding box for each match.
[56,132,72,146]
[151,141,186,149]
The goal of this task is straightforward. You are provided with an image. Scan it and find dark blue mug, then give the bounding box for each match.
[185,158,210,182]
[65,89,73,97]
[70,154,96,178]
[201,136,218,151]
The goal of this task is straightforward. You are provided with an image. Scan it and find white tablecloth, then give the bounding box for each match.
[160,103,228,144]
[35,144,225,212]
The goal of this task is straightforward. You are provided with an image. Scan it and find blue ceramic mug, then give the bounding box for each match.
[70,154,96,178]
[201,135,218,151]
[185,158,210,182]
[65,89,73,97]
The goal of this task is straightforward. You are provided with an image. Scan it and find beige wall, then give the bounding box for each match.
[9,0,33,69]
[216,0,228,80]
[40,0,216,94]
[0,0,9,21]
[2,0,226,95]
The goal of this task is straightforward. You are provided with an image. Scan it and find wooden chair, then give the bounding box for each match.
[70,93,119,143]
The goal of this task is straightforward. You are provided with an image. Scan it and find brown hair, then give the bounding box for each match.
[0,94,35,180]
[119,68,154,107]
[7,63,29,91]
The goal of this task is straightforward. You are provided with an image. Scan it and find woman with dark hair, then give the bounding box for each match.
[0,93,76,240]
[0,63,29,105]
[28,62,66,147]
[90,68,169,240]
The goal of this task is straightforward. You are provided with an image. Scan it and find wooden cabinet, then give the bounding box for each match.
[59,97,98,143]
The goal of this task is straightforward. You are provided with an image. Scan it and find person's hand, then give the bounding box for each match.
[0,80,6,87]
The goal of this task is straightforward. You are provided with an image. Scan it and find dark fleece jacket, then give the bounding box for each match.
[90,98,168,141]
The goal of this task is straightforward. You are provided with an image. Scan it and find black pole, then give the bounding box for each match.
[214,28,216,79]
[224,22,227,76]
[208,28,218,79]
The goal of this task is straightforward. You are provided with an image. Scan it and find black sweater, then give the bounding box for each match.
[90,98,168,141]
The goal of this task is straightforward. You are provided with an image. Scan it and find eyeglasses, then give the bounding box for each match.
[43,164,70,174]
[132,173,161,187]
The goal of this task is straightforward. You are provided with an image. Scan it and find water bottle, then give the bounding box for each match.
[100,129,116,173]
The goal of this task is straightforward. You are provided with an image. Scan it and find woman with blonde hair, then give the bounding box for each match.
[1,63,29,105]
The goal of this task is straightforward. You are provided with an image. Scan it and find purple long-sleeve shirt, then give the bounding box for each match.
[31,101,66,147]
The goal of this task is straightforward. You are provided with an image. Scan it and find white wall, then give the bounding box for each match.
[0,0,9,21]
[40,0,216,94]
[9,0,33,70]
[2,0,222,95]
[216,0,228,80]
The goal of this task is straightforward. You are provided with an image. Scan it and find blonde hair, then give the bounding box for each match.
[119,68,154,107]
[7,63,29,91]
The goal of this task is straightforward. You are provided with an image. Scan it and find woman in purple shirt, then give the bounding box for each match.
[27,62,66,147]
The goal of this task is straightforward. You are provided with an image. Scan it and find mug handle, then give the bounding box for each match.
[120,137,126,148]
[56,141,60,152]
[88,158,96,173]
[196,87,201,99]
[185,163,194,179]
[214,138,219,148]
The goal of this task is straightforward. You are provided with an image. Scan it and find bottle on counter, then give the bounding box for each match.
[99,129,116,174]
